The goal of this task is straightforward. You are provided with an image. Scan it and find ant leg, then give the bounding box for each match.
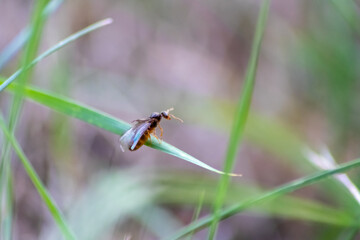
[158,124,164,140]
[151,133,161,143]
[146,130,152,144]
[154,127,161,142]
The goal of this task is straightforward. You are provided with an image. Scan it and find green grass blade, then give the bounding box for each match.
[1,0,50,238]
[341,227,359,240]
[166,158,360,240]
[0,18,113,93]
[156,172,355,227]
[0,0,63,71]
[1,172,13,240]
[187,191,205,240]
[0,80,239,176]
[330,0,360,35]
[0,115,77,240]
[0,29,30,71]
[8,0,50,128]
[208,0,270,238]
[149,141,240,176]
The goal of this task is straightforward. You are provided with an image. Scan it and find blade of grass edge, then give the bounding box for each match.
[166,157,360,240]
[0,18,113,93]
[0,114,77,240]
[0,19,113,228]
[0,0,63,71]
[187,191,205,240]
[0,80,240,176]
[0,0,50,238]
[208,1,270,239]
[0,19,113,222]
[155,172,356,227]
[330,0,360,35]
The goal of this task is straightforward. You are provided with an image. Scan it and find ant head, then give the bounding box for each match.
[161,108,174,120]
[161,111,170,119]
[161,108,183,122]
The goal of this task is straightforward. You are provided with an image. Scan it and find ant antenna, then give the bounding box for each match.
[170,114,183,123]
[164,107,174,113]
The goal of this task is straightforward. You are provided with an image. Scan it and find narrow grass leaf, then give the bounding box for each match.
[155,172,355,227]
[0,18,113,93]
[187,191,205,240]
[1,0,50,238]
[208,1,270,239]
[148,141,240,176]
[0,80,240,176]
[0,0,63,71]
[0,115,77,240]
[166,157,360,240]
[330,0,360,35]
[0,29,30,71]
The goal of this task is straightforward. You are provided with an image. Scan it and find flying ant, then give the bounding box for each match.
[119,108,183,151]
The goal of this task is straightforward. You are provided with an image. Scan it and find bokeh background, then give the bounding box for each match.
[1,0,360,239]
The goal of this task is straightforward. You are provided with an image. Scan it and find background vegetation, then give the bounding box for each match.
[1,0,360,239]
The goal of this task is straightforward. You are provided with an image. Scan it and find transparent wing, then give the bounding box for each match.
[119,121,151,152]
[119,128,135,152]
[130,122,151,150]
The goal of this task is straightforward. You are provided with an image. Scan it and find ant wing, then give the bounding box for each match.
[119,128,134,152]
[132,118,148,123]
[130,121,152,150]
[119,121,151,152]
